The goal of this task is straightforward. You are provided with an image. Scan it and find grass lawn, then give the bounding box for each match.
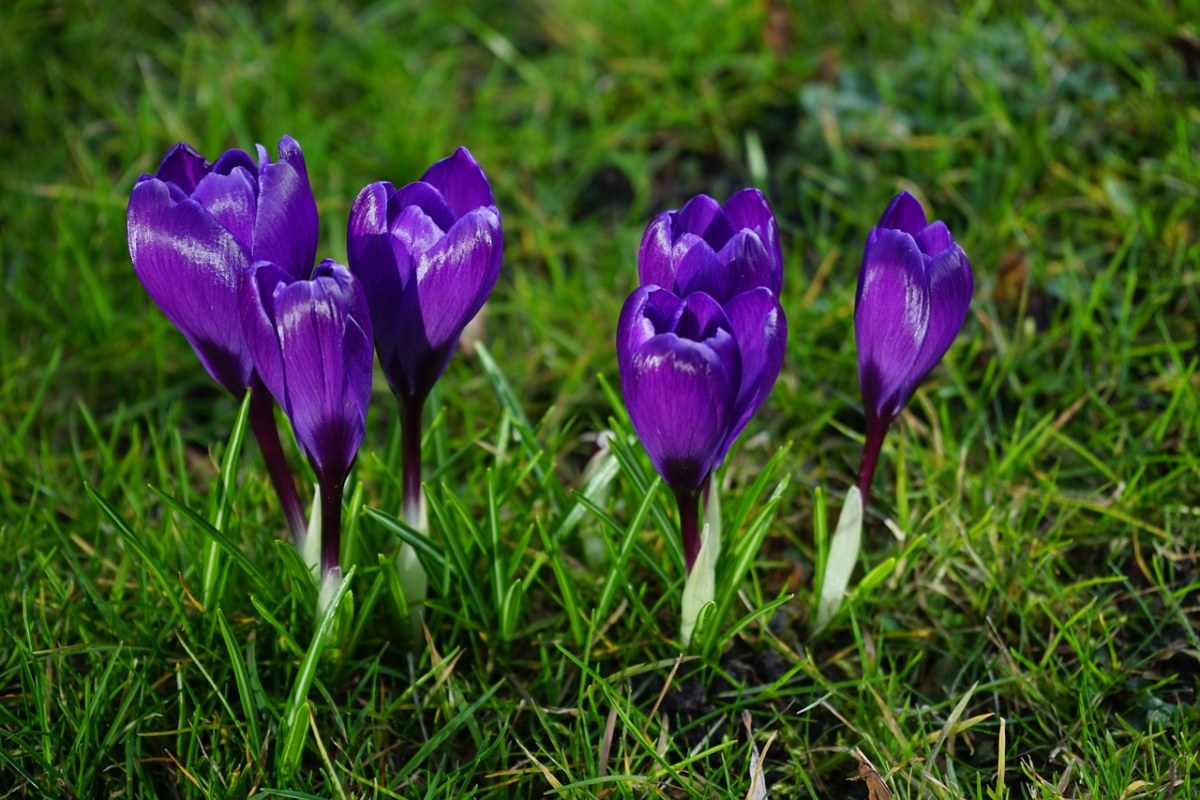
[2,0,1199,796]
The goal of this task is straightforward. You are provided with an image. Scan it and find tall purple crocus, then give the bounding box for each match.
[855,191,973,506]
[240,259,374,595]
[127,136,318,541]
[618,191,787,574]
[347,147,503,529]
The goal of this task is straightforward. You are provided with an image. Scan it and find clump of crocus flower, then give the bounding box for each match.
[618,191,786,643]
[347,147,503,608]
[854,190,973,507]
[240,259,374,608]
[127,137,318,547]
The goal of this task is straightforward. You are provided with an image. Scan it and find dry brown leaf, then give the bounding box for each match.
[852,748,893,800]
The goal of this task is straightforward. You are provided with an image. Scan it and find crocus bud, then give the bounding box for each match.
[855,190,973,500]
[347,146,503,407]
[619,290,741,492]
[617,288,741,571]
[240,259,374,585]
[127,137,318,394]
[638,189,783,299]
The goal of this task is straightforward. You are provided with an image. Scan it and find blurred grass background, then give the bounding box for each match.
[1,0,1199,797]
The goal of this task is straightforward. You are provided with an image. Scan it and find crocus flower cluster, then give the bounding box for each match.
[128,137,317,541]
[854,191,973,506]
[617,191,787,573]
[128,129,974,646]
[128,137,501,610]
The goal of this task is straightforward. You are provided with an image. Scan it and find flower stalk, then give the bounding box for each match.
[248,380,307,543]
[401,396,425,529]
[674,487,702,574]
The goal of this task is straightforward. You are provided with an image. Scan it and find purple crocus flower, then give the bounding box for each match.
[854,191,973,505]
[617,288,740,571]
[240,259,374,588]
[128,136,318,394]
[126,136,318,539]
[346,146,503,526]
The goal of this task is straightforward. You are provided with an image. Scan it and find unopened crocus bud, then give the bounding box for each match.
[855,190,973,504]
[638,189,783,297]
[240,259,374,598]
[618,288,742,572]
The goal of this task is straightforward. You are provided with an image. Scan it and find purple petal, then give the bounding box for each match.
[348,182,408,378]
[253,136,318,278]
[721,287,787,456]
[348,181,393,240]
[314,260,375,429]
[239,260,295,408]
[616,285,682,368]
[723,189,782,291]
[637,211,676,288]
[673,236,733,301]
[154,143,210,194]
[210,148,257,177]
[877,191,928,236]
[855,228,930,426]
[392,181,456,232]
[272,264,372,480]
[914,220,953,258]
[673,291,730,342]
[191,167,258,255]
[900,243,973,399]
[621,331,739,492]
[420,147,496,219]
[392,205,450,263]
[410,207,502,351]
[719,229,774,296]
[676,194,734,250]
[388,207,503,400]
[127,178,252,394]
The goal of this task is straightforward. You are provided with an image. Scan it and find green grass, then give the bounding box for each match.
[3,0,1199,796]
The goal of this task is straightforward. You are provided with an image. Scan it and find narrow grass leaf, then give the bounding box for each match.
[591,477,660,636]
[85,483,187,623]
[500,578,523,642]
[395,681,503,778]
[216,608,263,761]
[706,476,790,655]
[475,342,555,493]
[273,539,318,610]
[810,485,829,606]
[278,565,355,778]
[427,487,487,620]
[364,506,447,589]
[537,519,585,647]
[203,388,251,605]
[250,595,304,660]
[150,485,270,596]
